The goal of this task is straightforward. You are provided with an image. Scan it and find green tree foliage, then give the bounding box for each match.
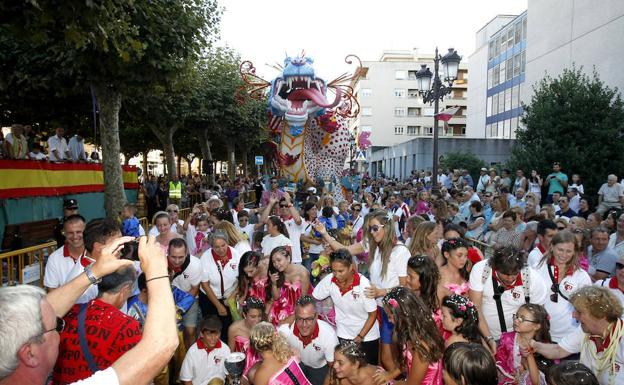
[440,151,486,186]
[508,67,624,199]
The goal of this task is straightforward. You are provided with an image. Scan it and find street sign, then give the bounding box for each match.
[355,151,366,162]
[254,156,264,165]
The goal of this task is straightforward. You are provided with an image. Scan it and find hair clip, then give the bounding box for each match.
[388,298,399,309]
[459,305,466,311]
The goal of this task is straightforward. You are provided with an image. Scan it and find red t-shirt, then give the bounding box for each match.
[53,299,142,385]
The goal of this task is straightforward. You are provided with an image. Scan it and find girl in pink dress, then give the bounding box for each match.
[378,287,445,385]
[267,246,311,326]
[440,294,488,348]
[438,238,470,300]
[495,304,552,385]
[227,296,264,377]
[405,255,447,339]
[413,190,432,216]
[237,251,268,304]
[250,322,311,385]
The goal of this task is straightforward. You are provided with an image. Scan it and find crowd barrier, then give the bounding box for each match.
[0,241,58,287]
[466,237,495,259]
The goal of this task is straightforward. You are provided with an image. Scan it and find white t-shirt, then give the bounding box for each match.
[284,217,306,263]
[261,234,292,258]
[559,320,624,385]
[595,277,624,308]
[65,255,99,304]
[304,222,324,255]
[313,273,380,341]
[366,243,410,306]
[598,183,624,203]
[47,135,69,161]
[279,320,338,369]
[29,151,47,160]
[234,240,252,256]
[527,246,546,269]
[149,219,184,237]
[179,340,231,384]
[468,260,548,340]
[171,255,202,293]
[535,262,592,342]
[199,246,241,299]
[70,367,118,385]
[351,216,364,238]
[237,223,255,243]
[43,245,86,289]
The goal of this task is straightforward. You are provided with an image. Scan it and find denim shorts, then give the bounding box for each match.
[379,306,394,344]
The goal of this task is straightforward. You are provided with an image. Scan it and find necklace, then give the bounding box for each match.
[582,319,624,385]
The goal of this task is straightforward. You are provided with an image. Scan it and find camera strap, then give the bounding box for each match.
[78,303,100,373]
[547,263,569,301]
[491,278,508,333]
[215,260,225,298]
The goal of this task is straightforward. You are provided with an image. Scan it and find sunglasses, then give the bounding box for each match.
[295,316,316,324]
[167,209,178,213]
[42,317,65,335]
[279,205,288,208]
[513,314,539,324]
[369,224,384,233]
[550,283,560,303]
[616,262,624,270]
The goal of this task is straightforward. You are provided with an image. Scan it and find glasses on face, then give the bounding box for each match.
[369,224,384,233]
[616,262,624,270]
[279,205,288,208]
[512,314,539,324]
[167,209,178,213]
[557,226,566,231]
[295,316,316,324]
[271,181,278,184]
[42,317,65,335]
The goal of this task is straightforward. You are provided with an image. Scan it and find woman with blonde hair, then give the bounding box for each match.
[409,221,443,266]
[535,230,591,342]
[214,220,252,255]
[314,209,410,375]
[250,322,311,385]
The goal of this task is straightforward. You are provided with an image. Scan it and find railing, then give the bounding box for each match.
[179,208,190,221]
[0,241,58,287]
[466,237,495,259]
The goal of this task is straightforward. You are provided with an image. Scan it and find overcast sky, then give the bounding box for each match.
[217,0,527,80]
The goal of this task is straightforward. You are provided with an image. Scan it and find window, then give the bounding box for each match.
[500,33,506,52]
[407,107,421,117]
[522,17,527,41]
[408,89,419,99]
[486,96,493,116]
[504,119,511,139]
[394,107,406,117]
[394,89,406,98]
[487,68,494,89]
[506,58,513,81]
[496,35,502,56]
[488,40,495,60]
[407,126,419,135]
[423,126,433,135]
[395,70,407,80]
[394,125,405,135]
[511,117,519,132]
[493,65,500,86]
[361,88,372,97]
[408,71,418,80]
[521,51,526,73]
[498,91,505,113]
[507,28,514,49]
[514,22,522,45]
[362,107,372,116]
[499,61,506,84]
[511,85,519,109]
[492,94,499,115]
[513,54,521,77]
[505,88,512,111]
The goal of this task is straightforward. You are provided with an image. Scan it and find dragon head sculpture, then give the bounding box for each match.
[269,55,342,136]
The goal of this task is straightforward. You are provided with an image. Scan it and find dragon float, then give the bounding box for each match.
[239,53,368,198]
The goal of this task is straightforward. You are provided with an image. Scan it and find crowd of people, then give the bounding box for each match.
[0,125,95,162]
[2,162,624,385]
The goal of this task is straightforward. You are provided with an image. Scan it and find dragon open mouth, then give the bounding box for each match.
[272,75,340,116]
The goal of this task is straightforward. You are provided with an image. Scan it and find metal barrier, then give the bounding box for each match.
[466,237,495,259]
[179,208,190,221]
[0,241,58,287]
[139,217,149,232]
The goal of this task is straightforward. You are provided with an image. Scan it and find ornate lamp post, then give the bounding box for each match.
[415,47,462,184]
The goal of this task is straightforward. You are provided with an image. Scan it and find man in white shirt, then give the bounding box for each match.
[527,220,558,268]
[260,192,305,263]
[597,174,624,216]
[531,286,624,385]
[476,167,490,194]
[44,215,87,291]
[180,317,230,385]
[47,127,70,161]
[68,134,87,162]
[278,296,338,385]
[168,238,202,350]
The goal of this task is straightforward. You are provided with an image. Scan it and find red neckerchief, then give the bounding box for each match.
[80,255,95,268]
[169,261,182,273]
[608,277,624,294]
[196,337,222,354]
[63,244,85,262]
[549,256,574,281]
[331,272,361,296]
[212,247,232,268]
[493,269,523,290]
[537,244,546,254]
[589,320,621,353]
[293,321,320,348]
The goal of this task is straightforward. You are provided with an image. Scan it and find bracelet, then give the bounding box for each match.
[486,335,495,341]
[146,275,169,283]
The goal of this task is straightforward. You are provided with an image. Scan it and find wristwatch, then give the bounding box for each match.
[84,264,102,285]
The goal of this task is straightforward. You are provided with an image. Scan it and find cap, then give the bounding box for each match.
[480,167,488,172]
[63,199,78,209]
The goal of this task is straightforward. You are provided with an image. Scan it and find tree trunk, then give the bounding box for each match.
[198,128,215,186]
[142,151,149,177]
[185,157,193,174]
[177,154,182,177]
[227,143,236,181]
[93,84,126,218]
[241,151,248,177]
[151,125,177,180]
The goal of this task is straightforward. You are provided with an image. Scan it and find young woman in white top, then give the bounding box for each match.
[260,216,292,259]
[214,220,252,256]
[199,230,241,338]
[536,230,592,342]
[314,209,410,376]
[153,211,181,254]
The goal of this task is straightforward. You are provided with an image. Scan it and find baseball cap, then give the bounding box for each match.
[63,199,78,209]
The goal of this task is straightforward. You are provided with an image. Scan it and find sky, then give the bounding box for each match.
[217,0,527,80]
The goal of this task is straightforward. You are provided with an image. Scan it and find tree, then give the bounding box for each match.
[0,0,221,217]
[508,67,624,200]
[440,151,486,186]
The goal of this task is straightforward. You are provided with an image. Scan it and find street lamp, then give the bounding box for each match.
[415,47,462,184]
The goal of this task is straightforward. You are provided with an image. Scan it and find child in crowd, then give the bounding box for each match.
[121,203,141,237]
[193,214,211,256]
[28,143,47,160]
[441,295,488,348]
[236,210,255,242]
[495,303,552,385]
[180,317,231,385]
